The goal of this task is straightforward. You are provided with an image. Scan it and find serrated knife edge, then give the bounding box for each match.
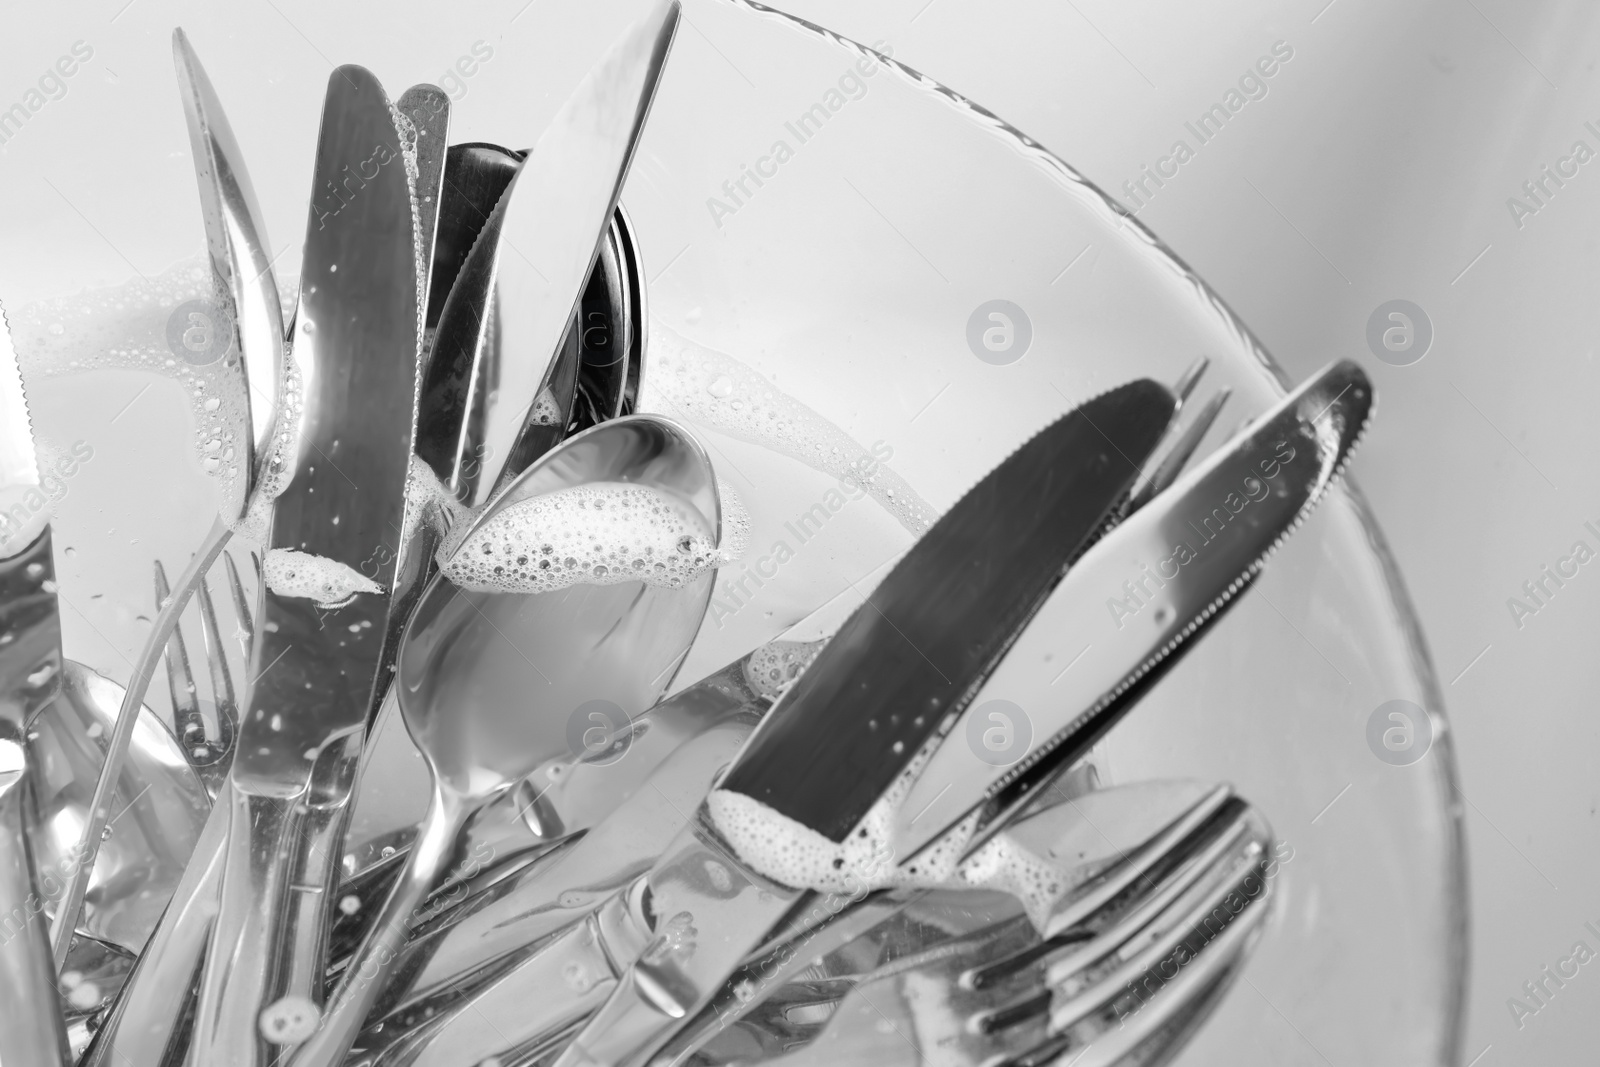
[891,360,1375,861]
[0,299,39,499]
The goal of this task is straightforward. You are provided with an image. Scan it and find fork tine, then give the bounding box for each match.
[154,560,204,751]
[1171,355,1209,408]
[1038,784,1233,940]
[1045,828,1268,1034]
[1116,360,1210,520]
[222,549,254,657]
[1040,806,1254,990]
[967,801,1249,995]
[965,804,1257,1037]
[1077,899,1267,1067]
[1148,388,1230,496]
[1124,388,1231,516]
[1006,889,1266,1067]
[193,574,237,775]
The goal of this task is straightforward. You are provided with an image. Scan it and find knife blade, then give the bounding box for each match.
[264,82,453,1016]
[892,360,1373,862]
[424,143,523,335]
[552,380,1179,1067]
[50,31,274,976]
[475,0,681,506]
[0,297,74,1065]
[720,378,1177,840]
[172,27,285,514]
[415,153,516,505]
[189,64,425,1064]
[414,142,523,508]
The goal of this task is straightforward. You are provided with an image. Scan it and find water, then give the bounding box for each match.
[11,260,267,523]
[645,322,936,535]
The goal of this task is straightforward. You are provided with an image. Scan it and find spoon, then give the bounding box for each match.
[339,197,651,886]
[27,659,210,954]
[290,414,719,1067]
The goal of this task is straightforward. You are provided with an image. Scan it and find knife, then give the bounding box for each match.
[326,0,683,984]
[414,142,522,509]
[53,29,279,970]
[425,143,523,335]
[551,379,1179,1067]
[187,65,425,1065]
[264,82,452,1017]
[357,714,760,1067]
[172,27,285,512]
[472,0,681,508]
[0,298,74,1066]
[891,360,1373,862]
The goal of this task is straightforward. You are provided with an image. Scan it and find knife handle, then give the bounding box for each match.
[80,785,229,1067]
[190,786,302,1065]
[553,828,802,1067]
[0,755,71,1066]
[288,785,468,1067]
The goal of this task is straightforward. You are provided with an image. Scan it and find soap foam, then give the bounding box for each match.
[262,547,384,608]
[530,386,562,427]
[230,352,303,545]
[716,478,750,562]
[741,639,824,702]
[708,732,1072,932]
[13,259,262,521]
[400,454,467,553]
[644,322,936,536]
[441,481,721,596]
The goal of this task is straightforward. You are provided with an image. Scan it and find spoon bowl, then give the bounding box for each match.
[411,414,718,797]
[27,660,210,954]
[292,414,718,1067]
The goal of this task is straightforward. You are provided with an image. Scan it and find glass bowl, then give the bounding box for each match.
[6,2,1465,1063]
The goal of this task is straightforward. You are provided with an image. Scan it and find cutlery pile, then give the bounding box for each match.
[0,5,1375,1065]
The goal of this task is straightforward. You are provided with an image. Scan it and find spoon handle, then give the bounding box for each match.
[291,787,467,1067]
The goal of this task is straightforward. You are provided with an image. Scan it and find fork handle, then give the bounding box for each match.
[0,765,72,1066]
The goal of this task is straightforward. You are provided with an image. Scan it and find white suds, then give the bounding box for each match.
[715,478,750,562]
[229,352,303,545]
[401,454,467,551]
[262,548,384,608]
[530,386,562,427]
[741,639,824,702]
[12,259,260,521]
[441,481,721,596]
[709,738,1071,932]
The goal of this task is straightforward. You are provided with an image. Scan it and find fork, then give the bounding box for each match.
[152,549,255,797]
[667,784,1275,1067]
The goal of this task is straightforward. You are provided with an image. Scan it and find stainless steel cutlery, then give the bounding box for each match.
[0,9,1382,1066]
[892,359,1372,861]
[0,295,74,1066]
[550,383,1181,1067]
